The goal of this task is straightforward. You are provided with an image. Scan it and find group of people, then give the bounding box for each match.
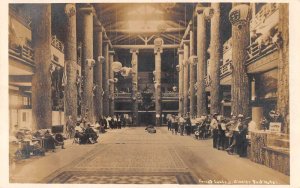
[166,113,255,158]
[65,114,130,144]
[166,115,193,136]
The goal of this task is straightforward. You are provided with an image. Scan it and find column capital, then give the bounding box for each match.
[78,5,95,15]
[130,49,139,54]
[177,49,184,55]
[229,4,251,26]
[65,3,76,17]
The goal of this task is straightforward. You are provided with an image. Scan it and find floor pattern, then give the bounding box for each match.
[47,171,198,184]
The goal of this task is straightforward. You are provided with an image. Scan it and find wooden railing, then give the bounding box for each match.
[51,35,64,53]
[250,3,279,30]
[9,44,34,64]
[114,92,131,98]
[220,62,232,77]
[162,92,179,98]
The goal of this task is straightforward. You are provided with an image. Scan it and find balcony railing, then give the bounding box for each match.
[162,92,179,98]
[51,35,64,53]
[114,92,131,98]
[250,3,279,30]
[220,62,232,77]
[9,44,34,64]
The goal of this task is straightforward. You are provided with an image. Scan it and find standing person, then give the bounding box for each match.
[66,116,75,139]
[226,114,243,154]
[210,113,218,149]
[167,116,172,131]
[179,115,185,136]
[238,117,250,157]
[117,115,122,129]
[186,116,192,136]
[217,116,226,150]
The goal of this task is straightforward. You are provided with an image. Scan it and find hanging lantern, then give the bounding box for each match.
[120,67,132,77]
[176,65,180,72]
[154,38,164,54]
[156,114,160,118]
[229,4,251,27]
[98,56,105,63]
[172,86,177,92]
[111,61,122,72]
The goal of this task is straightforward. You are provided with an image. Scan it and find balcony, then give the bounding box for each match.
[250,3,279,31]
[9,43,34,65]
[247,3,280,64]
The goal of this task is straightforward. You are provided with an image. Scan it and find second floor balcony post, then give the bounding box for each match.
[229,3,251,117]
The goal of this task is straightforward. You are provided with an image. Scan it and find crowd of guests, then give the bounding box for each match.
[66,113,130,144]
[166,113,260,158]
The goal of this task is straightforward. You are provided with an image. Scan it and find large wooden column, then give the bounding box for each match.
[189,28,196,118]
[229,4,251,116]
[80,5,94,122]
[277,4,289,133]
[64,4,77,127]
[103,42,109,116]
[154,38,163,126]
[94,27,103,120]
[183,41,189,116]
[130,49,139,126]
[109,51,115,117]
[178,49,184,116]
[209,3,221,114]
[32,4,52,130]
[196,7,207,117]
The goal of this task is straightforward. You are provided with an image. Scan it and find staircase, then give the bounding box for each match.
[263,132,290,175]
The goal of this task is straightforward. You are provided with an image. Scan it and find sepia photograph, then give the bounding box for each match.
[2,0,299,186]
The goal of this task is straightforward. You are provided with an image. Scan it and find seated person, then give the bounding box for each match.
[44,130,65,151]
[85,123,98,144]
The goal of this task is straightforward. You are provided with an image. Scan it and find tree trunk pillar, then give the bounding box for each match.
[32,4,52,130]
[209,3,221,115]
[183,41,189,116]
[94,28,103,120]
[64,4,77,127]
[177,49,184,116]
[196,6,207,117]
[130,49,139,126]
[229,3,251,116]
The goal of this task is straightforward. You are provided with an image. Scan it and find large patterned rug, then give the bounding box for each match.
[43,128,199,184]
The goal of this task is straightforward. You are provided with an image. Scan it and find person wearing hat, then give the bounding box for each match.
[210,113,219,149]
